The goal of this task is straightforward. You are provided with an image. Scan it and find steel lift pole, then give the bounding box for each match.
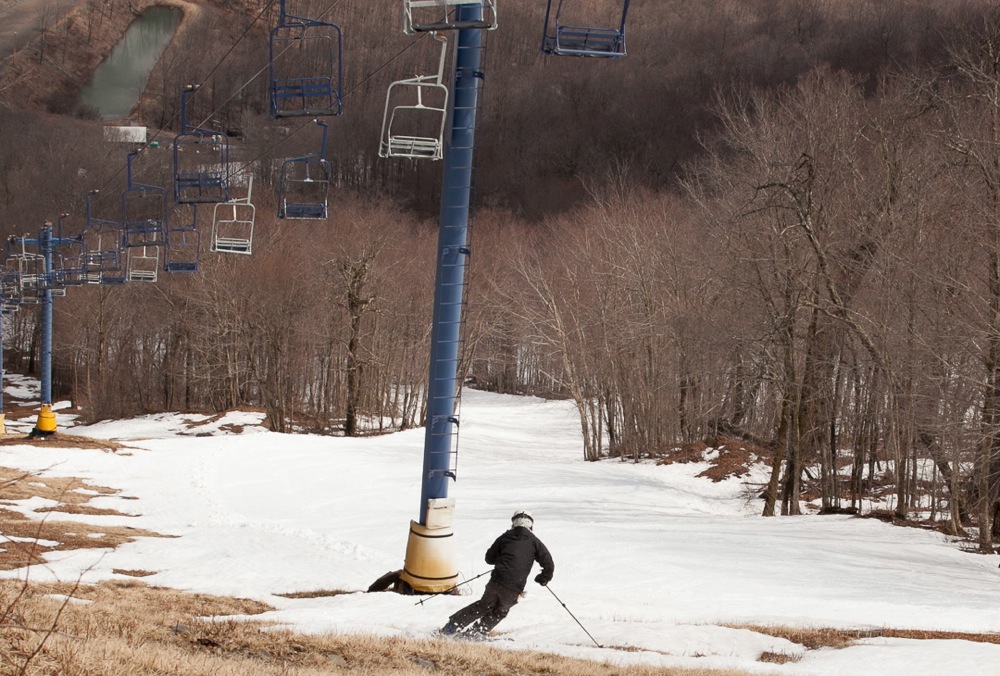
[32,222,56,437]
[0,306,6,436]
[400,3,484,594]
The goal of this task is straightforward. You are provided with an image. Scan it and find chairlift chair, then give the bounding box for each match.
[81,190,126,284]
[127,246,160,283]
[278,119,332,220]
[173,85,230,204]
[164,205,201,273]
[2,254,35,304]
[11,262,40,302]
[404,0,497,34]
[0,266,21,309]
[269,0,344,118]
[541,0,631,58]
[380,33,449,161]
[212,175,256,255]
[8,239,44,296]
[82,224,126,284]
[122,150,168,248]
[54,252,85,288]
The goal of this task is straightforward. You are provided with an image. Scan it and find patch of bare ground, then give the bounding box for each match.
[731,624,1000,664]
[0,465,167,571]
[657,437,770,482]
[111,568,156,577]
[1,579,750,676]
[180,408,267,435]
[275,589,355,599]
[0,432,128,452]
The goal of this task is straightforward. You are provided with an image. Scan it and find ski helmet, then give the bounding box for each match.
[511,510,534,530]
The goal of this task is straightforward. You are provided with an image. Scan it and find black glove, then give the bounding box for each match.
[534,574,548,586]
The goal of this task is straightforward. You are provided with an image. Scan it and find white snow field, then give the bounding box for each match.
[1,388,999,675]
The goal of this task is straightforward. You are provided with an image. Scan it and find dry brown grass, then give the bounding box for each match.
[0,580,749,676]
[0,465,167,571]
[0,433,128,453]
[729,624,1000,664]
[657,437,768,482]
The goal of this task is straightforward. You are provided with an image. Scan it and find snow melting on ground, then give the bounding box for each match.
[0,388,998,675]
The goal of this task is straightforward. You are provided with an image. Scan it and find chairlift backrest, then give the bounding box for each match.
[380,33,449,161]
[541,0,631,58]
[404,0,497,34]
[269,0,344,118]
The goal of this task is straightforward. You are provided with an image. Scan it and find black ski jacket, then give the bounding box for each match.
[485,526,554,593]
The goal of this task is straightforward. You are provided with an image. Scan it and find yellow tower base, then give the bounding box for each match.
[399,498,459,593]
[32,404,56,436]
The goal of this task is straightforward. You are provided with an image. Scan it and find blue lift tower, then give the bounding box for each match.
[398,3,485,594]
[17,218,79,437]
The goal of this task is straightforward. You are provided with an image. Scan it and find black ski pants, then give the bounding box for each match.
[449,580,520,634]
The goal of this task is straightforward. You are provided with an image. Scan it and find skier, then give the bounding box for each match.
[440,509,554,638]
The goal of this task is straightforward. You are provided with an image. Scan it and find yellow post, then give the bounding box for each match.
[33,404,56,436]
[0,413,6,435]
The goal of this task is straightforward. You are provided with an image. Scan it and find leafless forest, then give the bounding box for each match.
[5,0,1000,545]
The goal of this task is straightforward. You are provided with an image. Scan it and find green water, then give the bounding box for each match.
[80,7,181,120]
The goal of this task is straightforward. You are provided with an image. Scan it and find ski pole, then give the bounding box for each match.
[414,569,492,606]
[545,585,603,648]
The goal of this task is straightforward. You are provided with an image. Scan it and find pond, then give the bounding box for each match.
[79,6,181,120]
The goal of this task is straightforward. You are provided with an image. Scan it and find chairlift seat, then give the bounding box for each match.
[271,77,341,118]
[385,135,443,160]
[546,25,625,57]
[128,269,158,283]
[174,168,228,203]
[405,0,497,33]
[164,260,199,273]
[282,200,328,220]
[92,272,126,285]
[123,218,166,248]
[212,236,252,254]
